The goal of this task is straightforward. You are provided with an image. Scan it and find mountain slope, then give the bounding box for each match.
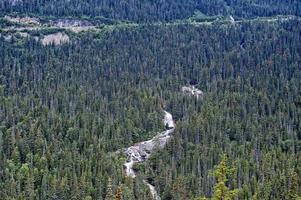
[1,0,300,22]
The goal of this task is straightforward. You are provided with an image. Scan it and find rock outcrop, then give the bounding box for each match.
[182,85,204,99]
[4,15,40,25]
[50,19,92,27]
[41,32,70,46]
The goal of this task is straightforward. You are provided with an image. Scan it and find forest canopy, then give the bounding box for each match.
[1,0,301,22]
[0,1,301,200]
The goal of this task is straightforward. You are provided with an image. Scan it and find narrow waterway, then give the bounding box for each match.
[121,85,202,199]
[123,111,175,199]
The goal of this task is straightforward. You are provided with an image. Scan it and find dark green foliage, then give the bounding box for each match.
[0,0,301,22]
[0,6,301,200]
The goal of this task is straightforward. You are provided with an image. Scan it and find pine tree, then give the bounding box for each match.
[195,155,239,200]
[287,171,301,200]
[105,178,114,200]
[24,175,36,199]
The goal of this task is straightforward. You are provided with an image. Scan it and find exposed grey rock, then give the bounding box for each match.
[182,85,204,99]
[7,0,22,6]
[41,32,70,46]
[4,15,40,25]
[50,19,92,28]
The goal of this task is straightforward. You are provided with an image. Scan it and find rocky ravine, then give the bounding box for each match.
[122,86,202,199]
[123,111,175,199]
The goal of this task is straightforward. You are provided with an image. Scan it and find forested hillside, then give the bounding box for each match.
[1,0,301,22]
[0,1,301,200]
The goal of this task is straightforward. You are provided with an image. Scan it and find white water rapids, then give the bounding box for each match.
[123,111,175,199]
[121,86,202,199]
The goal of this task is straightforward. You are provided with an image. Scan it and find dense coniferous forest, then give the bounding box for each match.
[0,1,301,200]
[1,0,301,22]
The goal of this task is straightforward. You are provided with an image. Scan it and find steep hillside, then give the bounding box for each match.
[0,1,301,200]
[1,0,300,22]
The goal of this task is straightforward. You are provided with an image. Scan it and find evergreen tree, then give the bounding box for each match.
[105,178,114,200]
[195,155,239,200]
[287,171,301,200]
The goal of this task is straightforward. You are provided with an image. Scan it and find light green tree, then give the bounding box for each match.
[195,155,239,200]
[105,178,114,200]
[287,171,301,200]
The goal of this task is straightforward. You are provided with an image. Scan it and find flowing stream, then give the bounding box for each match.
[122,111,175,199]
[121,86,202,199]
